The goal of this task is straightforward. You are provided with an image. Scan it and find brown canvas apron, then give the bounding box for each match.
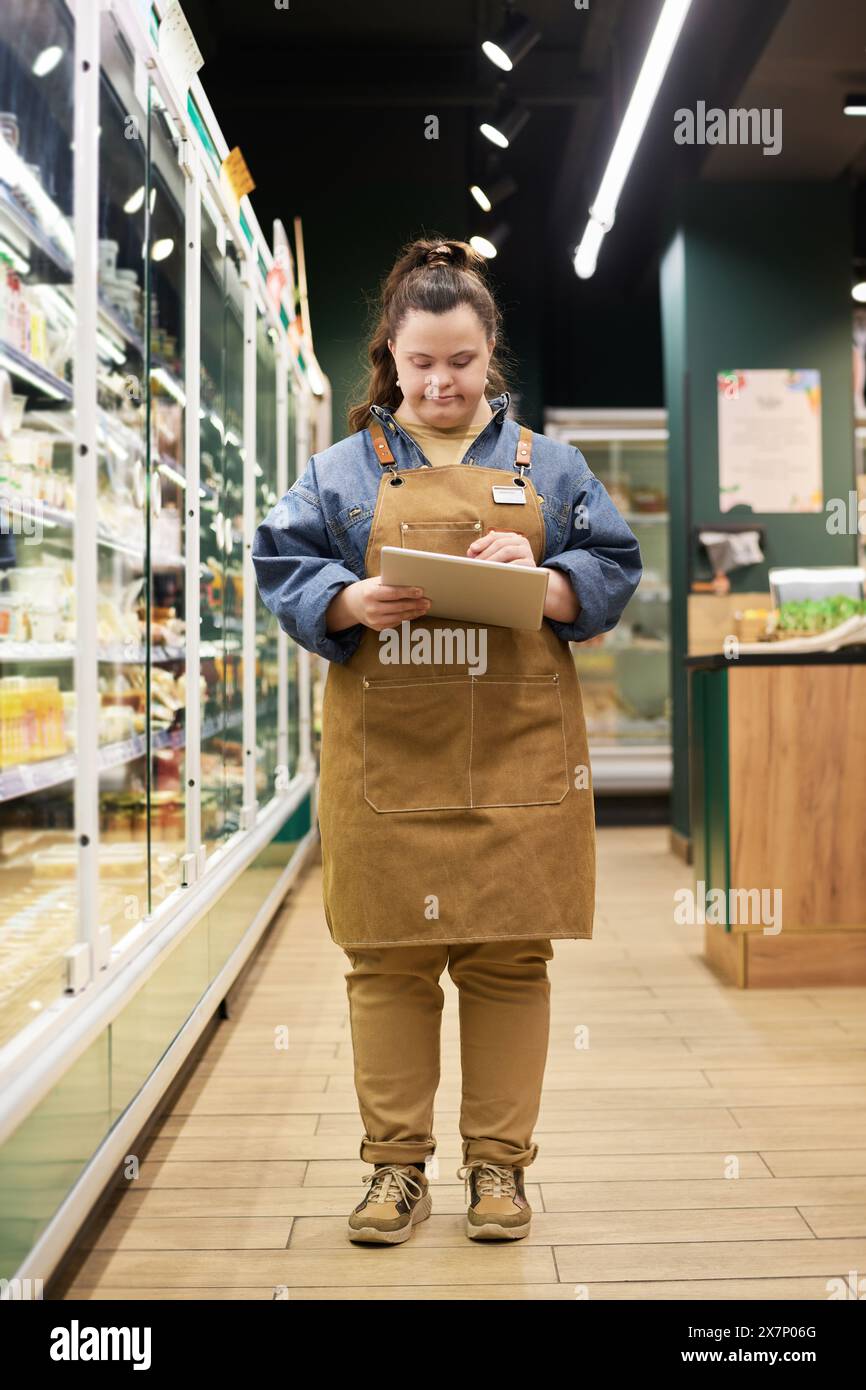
[317,419,596,949]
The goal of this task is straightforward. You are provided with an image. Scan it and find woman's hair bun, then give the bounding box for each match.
[415,239,481,275]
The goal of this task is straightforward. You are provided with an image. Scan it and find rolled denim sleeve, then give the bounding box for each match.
[542,451,643,643]
[252,461,365,664]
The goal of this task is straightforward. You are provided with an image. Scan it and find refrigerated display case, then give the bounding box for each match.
[0,0,79,1056]
[544,409,672,794]
[0,0,328,1288]
[857,407,866,571]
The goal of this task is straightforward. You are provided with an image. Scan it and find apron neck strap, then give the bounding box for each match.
[368,417,533,478]
[369,419,396,466]
[515,425,532,477]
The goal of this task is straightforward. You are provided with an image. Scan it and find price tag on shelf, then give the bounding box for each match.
[221,147,256,209]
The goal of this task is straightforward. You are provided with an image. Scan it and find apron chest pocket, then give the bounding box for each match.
[400,519,482,557]
[362,672,569,813]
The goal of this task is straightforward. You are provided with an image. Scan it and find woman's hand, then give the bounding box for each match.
[326,577,431,633]
[466,528,535,567]
[465,528,579,623]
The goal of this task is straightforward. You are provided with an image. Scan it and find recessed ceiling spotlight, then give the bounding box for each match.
[479,100,529,149]
[470,223,511,259]
[469,174,518,213]
[482,9,540,73]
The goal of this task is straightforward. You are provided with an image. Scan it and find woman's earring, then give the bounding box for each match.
[396,378,401,388]
[485,377,490,386]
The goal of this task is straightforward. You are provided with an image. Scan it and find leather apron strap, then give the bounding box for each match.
[368,416,533,474]
[369,418,396,465]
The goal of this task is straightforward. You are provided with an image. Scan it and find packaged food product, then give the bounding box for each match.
[99,704,136,744]
[28,604,57,643]
[8,565,63,609]
[631,487,667,513]
[0,675,65,766]
[0,593,26,641]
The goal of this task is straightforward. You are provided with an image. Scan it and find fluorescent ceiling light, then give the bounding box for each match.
[574,218,605,279]
[852,281,866,303]
[573,0,693,279]
[843,93,866,116]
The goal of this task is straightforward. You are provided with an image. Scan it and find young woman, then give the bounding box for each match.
[252,237,642,1246]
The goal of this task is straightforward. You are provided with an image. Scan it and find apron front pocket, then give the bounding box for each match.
[363,675,473,811]
[469,674,570,807]
[362,671,569,813]
[399,519,483,557]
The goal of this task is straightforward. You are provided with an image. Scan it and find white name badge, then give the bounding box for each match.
[491,485,527,504]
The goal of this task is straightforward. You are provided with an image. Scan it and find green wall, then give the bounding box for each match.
[660,181,856,840]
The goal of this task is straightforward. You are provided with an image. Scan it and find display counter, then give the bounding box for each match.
[687,649,866,988]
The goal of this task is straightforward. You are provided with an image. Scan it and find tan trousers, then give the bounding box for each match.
[342,938,554,1169]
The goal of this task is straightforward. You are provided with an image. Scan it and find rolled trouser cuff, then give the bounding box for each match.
[462,1139,539,1167]
[359,1136,436,1165]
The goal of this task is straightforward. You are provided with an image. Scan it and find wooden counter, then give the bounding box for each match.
[687,651,866,988]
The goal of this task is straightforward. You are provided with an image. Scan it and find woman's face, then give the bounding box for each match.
[389,306,494,427]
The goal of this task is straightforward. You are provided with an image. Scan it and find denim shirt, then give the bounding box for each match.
[252,391,643,664]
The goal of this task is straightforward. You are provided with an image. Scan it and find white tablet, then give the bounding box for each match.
[379,545,550,631]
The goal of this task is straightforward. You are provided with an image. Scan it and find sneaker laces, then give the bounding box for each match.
[362,1163,424,1207]
[456,1160,517,1205]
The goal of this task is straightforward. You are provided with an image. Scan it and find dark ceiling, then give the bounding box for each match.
[177,0,866,411]
[178,0,866,258]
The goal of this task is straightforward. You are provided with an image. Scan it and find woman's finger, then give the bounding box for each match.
[371,600,431,618]
[374,583,426,601]
[477,541,534,565]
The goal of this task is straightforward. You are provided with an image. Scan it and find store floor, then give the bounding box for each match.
[58,827,866,1300]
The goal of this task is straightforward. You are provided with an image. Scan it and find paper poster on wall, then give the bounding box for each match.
[717,368,823,512]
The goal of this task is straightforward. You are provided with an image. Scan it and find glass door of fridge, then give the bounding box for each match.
[199,204,228,848]
[0,0,77,1045]
[545,411,671,794]
[144,74,186,909]
[254,309,279,801]
[93,10,154,939]
[286,382,299,778]
[221,241,244,836]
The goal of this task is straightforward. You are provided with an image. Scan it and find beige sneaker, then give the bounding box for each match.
[347,1163,432,1244]
[457,1161,532,1240]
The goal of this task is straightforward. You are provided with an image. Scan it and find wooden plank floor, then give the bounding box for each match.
[62,827,866,1300]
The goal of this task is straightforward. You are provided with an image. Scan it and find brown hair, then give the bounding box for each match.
[346,235,518,434]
